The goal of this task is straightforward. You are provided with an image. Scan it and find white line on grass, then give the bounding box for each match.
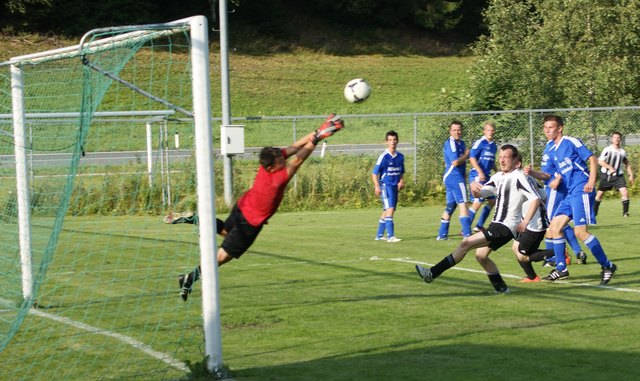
[389,257,640,293]
[28,308,190,373]
[0,296,190,374]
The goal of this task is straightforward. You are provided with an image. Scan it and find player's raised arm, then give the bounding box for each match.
[286,114,344,177]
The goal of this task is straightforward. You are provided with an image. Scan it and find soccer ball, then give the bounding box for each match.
[343,78,371,103]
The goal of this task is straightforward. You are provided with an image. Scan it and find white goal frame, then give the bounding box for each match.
[3,15,223,374]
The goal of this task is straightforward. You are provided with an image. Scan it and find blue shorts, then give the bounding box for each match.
[545,187,567,220]
[445,181,468,205]
[381,183,399,210]
[554,191,596,227]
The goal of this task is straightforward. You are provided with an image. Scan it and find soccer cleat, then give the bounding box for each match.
[374,236,387,241]
[436,235,449,241]
[495,286,511,294]
[623,212,629,217]
[542,269,569,281]
[519,276,541,283]
[178,274,192,301]
[542,259,555,268]
[576,251,587,265]
[473,226,481,233]
[415,265,433,283]
[387,236,402,243]
[600,263,617,285]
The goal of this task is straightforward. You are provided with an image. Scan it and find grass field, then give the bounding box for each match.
[2,199,638,380]
[0,35,474,117]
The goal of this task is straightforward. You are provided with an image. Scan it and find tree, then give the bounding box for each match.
[456,0,640,111]
[4,0,50,14]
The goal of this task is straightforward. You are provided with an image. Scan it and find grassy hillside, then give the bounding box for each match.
[0,34,475,117]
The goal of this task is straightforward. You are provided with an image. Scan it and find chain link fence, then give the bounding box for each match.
[3,106,639,214]
[229,106,640,185]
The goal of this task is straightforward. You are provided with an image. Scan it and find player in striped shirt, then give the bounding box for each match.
[372,130,405,242]
[437,121,471,240]
[594,131,634,217]
[416,144,540,293]
[538,115,616,284]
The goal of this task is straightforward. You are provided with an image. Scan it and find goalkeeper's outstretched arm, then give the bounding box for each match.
[285,114,344,178]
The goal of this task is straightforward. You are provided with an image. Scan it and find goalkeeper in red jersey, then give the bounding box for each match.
[178,114,344,301]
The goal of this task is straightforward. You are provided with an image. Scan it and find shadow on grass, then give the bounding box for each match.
[183,342,638,380]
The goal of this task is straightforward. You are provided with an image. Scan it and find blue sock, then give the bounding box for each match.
[468,208,477,226]
[438,219,450,238]
[385,217,395,238]
[553,238,567,271]
[476,204,492,228]
[376,219,385,238]
[460,216,472,237]
[545,238,553,250]
[562,225,582,255]
[584,234,611,267]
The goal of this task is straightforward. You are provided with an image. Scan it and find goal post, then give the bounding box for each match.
[188,15,225,375]
[1,15,223,378]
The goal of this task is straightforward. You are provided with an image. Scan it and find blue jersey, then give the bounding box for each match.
[546,136,594,195]
[443,137,466,184]
[468,136,497,182]
[372,150,405,186]
[541,140,568,192]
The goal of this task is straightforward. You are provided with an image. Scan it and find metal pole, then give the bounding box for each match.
[413,115,418,184]
[220,0,234,206]
[529,112,535,165]
[146,122,153,187]
[164,119,172,208]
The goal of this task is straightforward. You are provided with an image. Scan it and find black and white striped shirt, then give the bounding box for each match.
[480,169,541,236]
[599,145,628,176]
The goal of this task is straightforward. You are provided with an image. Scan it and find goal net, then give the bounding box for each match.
[0,16,222,379]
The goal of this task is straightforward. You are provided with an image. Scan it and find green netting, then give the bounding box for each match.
[0,19,207,380]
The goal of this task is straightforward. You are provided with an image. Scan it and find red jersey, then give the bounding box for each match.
[237,165,290,226]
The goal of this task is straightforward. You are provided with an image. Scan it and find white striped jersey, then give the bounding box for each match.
[481,169,541,236]
[522,175,548,232]
[598,145,629,176]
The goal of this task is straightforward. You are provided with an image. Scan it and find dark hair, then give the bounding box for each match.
[259,147,283,168]
[611,131,622,138]
[450,120,464,128]
[500,144,520,162]
[543,114,564,126]
[386,130,399,139]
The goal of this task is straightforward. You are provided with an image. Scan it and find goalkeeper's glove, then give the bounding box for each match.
[312,113,344,145]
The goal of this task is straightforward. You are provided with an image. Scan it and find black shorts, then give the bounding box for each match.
[598,173,627,191]
[482,222,515,251]
[516,229,546,256]
[220,204,263,259]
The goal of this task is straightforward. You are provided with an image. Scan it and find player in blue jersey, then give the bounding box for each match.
[437,121,471,240]
[468,122,497,232]
[525,140,587,265]
[537,115,616,284]
[372,130,405,242]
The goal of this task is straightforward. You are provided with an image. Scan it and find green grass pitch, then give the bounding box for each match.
[2,199,639,380]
